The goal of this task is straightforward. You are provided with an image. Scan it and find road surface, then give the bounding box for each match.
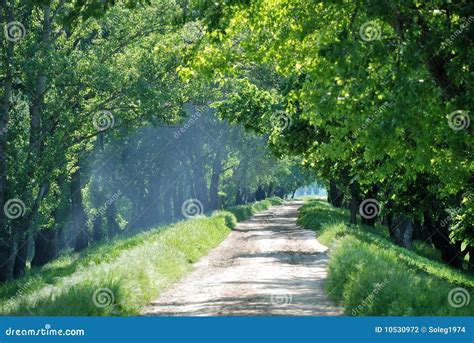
[142,201,342,316]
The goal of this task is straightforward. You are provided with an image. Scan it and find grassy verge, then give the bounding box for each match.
[0,198,280,316]
[297,200,474,316]
[227,196,283,221]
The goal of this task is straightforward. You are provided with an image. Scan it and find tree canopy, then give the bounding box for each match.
[183,0,474,270]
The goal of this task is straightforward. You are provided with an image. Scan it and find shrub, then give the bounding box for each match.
[212,210,238,229]
[266,197,284,206]
[227,197,283,222]
[299,200,474,316]
[228,205,255,222]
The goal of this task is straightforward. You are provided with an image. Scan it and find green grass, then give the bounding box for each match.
[0,197,281,316]
[0,212,233,315]
[227,196,283,221]
[411,240,443,263]
[297,200,474,316]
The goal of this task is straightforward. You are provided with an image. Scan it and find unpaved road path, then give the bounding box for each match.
[142,201,342,316]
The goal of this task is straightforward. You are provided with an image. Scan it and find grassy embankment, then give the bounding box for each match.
[0,197,283,316]
[297,199,474,316]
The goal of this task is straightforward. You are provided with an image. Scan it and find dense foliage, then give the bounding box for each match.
[0,0,311,283]
[186,0,474,272]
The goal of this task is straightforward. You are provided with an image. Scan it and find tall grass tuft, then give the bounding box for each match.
[298,200,474,316]
[228,197,283,221]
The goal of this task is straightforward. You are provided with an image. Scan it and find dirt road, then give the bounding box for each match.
[142,201,342,316]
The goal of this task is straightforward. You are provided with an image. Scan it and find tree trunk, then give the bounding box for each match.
[191,160,209,212]
[423,210,463,268]
[328,180,344,207]
[349,182,360,225]
[350,197,357,225]
[107,202,121,237]
[92,216,102,242]
[9,5,52,278]
[13,233,28,278]
[71,168,88,252]
[162,191,173,223]
[31,228,57,267]
[57,225,66,251]
[0,236,15,283]
[130,180,146,229]
[467,246,474,273]
[172,179,182,221]
[389,216,414,249]
[254,185,266,201]
[142,173,162,226]
[209,147,225,210]
[0,0,14,283]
